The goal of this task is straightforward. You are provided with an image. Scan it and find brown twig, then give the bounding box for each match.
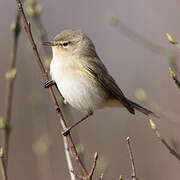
[88,152,98,178]
[1,9,21,170]
[0,147,8,180]
[149,119,180,161]
[72,152,98,180]
[71,170,85,180]
[15,0,90,179]
[26,0,76,178]
[126,137,138,180]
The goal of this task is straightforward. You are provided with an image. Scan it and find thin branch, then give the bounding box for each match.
[88,152,98,179]
[169,66,180,88]
[26,0,76,178]
[72,152,98,180]
[0,147,8,180]
[63,137,75,180]
[15,0,89,178]
[27,1,78,177]
[126,137,138,180]
[71,170,85,180]
[166,34,180,89]
[149,119,180,161]
[1,9,21,170]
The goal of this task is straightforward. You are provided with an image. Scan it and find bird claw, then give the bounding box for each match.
[44,80,55,88]
[62,128,70,136]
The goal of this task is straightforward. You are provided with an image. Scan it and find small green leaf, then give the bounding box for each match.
[134,88,147,102]
[26,6,36,17]
[94,152,98,160]
[169,67,176,79]
[166,33,177,45]
[27,0,35,6]
[5,68,17,80]
[108,16,118,25]
[10,22,16,31]
[0,117,5,129]
[76,143,84,155]
[35,4,42,15]
[149,119,156,130]
[32,134,52,156]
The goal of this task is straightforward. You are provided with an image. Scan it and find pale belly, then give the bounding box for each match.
[50,59,109,114]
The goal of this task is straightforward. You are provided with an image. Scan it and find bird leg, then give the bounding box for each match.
[44,80,93,135]
[62,112,93,136]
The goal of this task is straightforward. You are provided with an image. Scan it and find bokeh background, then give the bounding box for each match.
[1,0,180,179]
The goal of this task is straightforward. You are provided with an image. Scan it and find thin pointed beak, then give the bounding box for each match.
[42,41,57,46]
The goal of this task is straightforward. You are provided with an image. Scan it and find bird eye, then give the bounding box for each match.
[62,42,69,47]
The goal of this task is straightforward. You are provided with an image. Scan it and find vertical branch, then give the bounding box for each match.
[1,10,21,169]
[15,0,89,179]
[0,147,8,180]
[63,137,76,180]
[26,0,77,178]
[126,137,138,180]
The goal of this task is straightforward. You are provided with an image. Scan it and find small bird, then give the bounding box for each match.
[43,29,158,135]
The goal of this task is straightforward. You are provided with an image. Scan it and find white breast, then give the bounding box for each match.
[50,56,108,114]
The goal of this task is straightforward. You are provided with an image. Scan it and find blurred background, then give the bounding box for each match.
[1,0,180,179]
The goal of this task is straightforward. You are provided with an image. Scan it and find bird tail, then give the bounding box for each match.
[127,99,159,118]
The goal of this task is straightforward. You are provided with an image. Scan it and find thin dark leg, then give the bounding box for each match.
[62,112,93,136]
[54,83,63,96]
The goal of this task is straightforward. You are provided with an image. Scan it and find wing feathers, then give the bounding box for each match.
[82,58,135,114]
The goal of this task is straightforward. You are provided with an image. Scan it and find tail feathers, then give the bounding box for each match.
[127,99,159,118]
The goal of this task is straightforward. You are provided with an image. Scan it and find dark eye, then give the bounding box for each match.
[62,42,69,47]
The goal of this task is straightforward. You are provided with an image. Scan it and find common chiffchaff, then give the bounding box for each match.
[43,29,158,132]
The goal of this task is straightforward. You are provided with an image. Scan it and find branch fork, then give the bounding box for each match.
[71,152,99,180]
